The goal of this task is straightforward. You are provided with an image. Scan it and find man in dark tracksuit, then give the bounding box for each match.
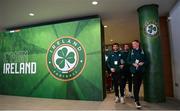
[107,43,126,103]
[127,40,147,109]
[123,44,133,98]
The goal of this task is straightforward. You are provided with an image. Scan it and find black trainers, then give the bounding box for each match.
[135,101,142,109]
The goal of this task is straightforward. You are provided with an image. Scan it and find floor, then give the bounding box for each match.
[0,92,180,110]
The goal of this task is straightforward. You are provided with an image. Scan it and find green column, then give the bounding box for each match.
[137,4,165,102]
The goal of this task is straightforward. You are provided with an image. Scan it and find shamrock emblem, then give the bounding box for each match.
[146,24,157,36]
[56,47,75,69]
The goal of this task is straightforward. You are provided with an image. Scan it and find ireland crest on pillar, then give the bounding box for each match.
[46,36,86,81]
[144,21,159,37]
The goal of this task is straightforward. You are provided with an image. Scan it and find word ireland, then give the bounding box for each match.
[3,62,36,74]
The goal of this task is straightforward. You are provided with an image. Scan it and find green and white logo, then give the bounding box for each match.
[144,21,159,37]
[46,36,86,81]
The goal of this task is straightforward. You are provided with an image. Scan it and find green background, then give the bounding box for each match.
[0,17,105,101]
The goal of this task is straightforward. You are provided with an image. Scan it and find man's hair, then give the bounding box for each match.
[112,43,119,47]
[124,44,129,46]
[133,40,140,43]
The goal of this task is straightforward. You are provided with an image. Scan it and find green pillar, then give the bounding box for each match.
[137,4,165,102]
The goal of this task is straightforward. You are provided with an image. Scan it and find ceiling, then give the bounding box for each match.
[0,0,177,44]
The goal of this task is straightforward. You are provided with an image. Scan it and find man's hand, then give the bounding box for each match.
[138,62,144,66]
[111,68,115,72]
[109,73,112,76]
[120,65,124,69]
[133,63,139,69]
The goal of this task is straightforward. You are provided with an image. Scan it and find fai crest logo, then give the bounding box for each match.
[46,36,86,81]
[144,21,159,37]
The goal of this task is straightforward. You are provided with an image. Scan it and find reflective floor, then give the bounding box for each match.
[0,92,180,110]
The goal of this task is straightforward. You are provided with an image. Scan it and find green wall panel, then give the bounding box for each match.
[0,17,105,101]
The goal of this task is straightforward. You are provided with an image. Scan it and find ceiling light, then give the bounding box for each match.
[9,30,15,33]
[9,29,20,33]
[104,25,108,28]
[110,39,113,42]
[29,13,35,16]
[92,1,98,5]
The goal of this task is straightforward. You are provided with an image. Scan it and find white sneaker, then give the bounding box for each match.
[115,97,120,103]
[135,101,142,109]
[120,97,125,104]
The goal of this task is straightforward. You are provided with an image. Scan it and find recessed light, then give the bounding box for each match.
[29,13,35,16]
[104,25,108,28]
[92,1,98,5]
[9,29,20,33]
[9,30,15,33]
[110,39,113,42]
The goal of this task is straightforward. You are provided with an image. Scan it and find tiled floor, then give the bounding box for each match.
[0,92,180,110]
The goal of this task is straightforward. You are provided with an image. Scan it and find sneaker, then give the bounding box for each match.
[120,97,125,104]
[135,101,142,109]
[115,96,120,103]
